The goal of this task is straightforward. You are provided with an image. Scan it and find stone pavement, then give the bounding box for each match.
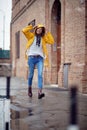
[0,77,87,130]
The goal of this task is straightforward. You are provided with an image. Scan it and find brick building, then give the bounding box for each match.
[11,0,87,93]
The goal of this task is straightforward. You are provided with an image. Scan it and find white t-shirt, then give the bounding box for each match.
[26,36,44,58]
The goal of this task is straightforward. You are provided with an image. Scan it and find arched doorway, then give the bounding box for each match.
[51,0,61,84]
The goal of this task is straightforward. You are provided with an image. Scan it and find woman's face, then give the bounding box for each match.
[36,27,43,35]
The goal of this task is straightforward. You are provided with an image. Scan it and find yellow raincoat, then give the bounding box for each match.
[22,24,54,67]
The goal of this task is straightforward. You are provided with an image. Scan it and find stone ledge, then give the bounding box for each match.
[0,64,12,77]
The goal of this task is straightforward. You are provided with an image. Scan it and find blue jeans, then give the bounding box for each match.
[28,56,44,89]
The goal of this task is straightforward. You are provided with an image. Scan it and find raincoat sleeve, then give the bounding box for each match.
[44,32,54,44]
[22,25,34,40]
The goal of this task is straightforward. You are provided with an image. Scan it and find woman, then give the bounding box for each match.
[22,24,54,99]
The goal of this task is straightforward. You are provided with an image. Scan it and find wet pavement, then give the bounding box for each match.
[0,77,87,130]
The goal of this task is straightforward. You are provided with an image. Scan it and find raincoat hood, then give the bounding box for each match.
[36,24,45,29]
[35,24,45,29]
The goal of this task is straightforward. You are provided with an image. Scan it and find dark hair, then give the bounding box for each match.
[35,27,45,37]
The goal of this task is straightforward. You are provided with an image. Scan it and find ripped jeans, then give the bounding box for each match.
[28,56,44,89]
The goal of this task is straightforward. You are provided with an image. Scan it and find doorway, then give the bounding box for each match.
[51,0,61,84]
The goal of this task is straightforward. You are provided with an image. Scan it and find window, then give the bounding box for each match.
[15,31,20,58]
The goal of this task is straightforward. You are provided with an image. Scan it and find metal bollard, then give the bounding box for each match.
[6,77,10,99]
[70,86,77,125]
[5,122,9,130]
[5,97,10,130]
[67,85,79,130]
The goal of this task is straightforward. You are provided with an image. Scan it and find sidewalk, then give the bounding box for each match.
[0,77,87,130]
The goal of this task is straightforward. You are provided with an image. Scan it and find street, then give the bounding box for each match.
[0,77,87,130]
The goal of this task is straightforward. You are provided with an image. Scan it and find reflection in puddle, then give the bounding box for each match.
[10,96,34,130]
[28,108,34,116]
[10,106,34,120]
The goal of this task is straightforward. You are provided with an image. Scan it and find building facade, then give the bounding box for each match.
[11,0,87,93]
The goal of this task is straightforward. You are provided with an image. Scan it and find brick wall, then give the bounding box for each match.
[58,0,86,92]
[11,0,87,93]
[82,0,87,93]
[11,0,46,81]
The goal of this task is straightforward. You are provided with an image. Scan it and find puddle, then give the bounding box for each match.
[9,96,35,129]
[10,97,34,118]
[28,108,34,116]
[10,104,34,120]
